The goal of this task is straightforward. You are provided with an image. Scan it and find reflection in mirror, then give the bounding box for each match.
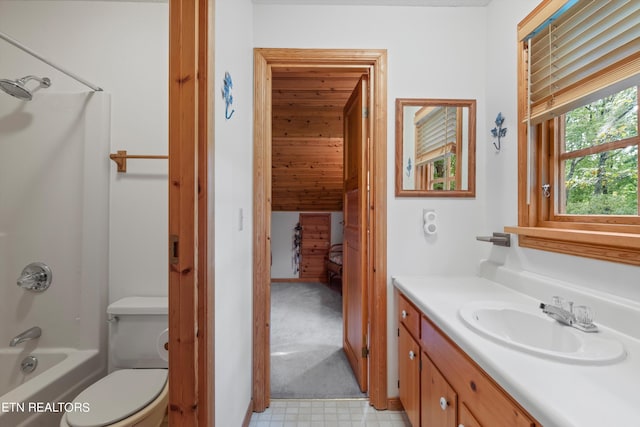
[395,98,476,197]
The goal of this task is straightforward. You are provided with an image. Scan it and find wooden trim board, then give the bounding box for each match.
[168,0,214,425]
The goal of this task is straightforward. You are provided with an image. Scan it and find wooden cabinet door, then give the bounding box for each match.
[458,402,482,427]
[299,213,331,281]
[421,316,535,427]
[399,325,420,427]
[421,352,457,427]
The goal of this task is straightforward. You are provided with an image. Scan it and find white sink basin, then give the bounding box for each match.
[458,301,626,365]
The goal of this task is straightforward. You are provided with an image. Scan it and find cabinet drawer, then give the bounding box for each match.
[421,315,536,427]
[397,293,420,339]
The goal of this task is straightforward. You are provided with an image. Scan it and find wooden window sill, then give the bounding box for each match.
[504,226,640,266]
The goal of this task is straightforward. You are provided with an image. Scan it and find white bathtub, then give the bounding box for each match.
[0,348,103,427]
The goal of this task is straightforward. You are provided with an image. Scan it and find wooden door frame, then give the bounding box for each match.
[168,0,214,425]
[252,48,388,412]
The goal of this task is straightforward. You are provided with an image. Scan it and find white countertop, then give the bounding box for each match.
[392,274,640,427]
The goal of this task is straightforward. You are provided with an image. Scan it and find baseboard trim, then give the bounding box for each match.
[242,399,254,427]
[387,397,403,411]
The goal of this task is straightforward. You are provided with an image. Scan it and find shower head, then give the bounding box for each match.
[0,75,51,101]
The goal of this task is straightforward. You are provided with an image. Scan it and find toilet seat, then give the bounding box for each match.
[65,369,167,427]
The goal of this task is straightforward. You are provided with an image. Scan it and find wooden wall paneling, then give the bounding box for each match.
[272,70,361,109]
[272,75,363,91]
[272,94,354,109]
[272,137,344,212]
[271,66,358,212]
[272,106,342,138]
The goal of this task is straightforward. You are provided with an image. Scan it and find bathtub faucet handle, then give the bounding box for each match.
[17,262,52,292]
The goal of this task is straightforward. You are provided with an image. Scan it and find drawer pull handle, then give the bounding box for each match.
[439,397,448,411]
[401,310,408,319]
[458,425,465,427]
[409,351,416,360]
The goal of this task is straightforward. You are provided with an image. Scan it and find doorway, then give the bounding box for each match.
[270,68,362,399]
[252,48,388,412]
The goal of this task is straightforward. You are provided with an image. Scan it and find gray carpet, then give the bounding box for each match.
[270,281,366,399]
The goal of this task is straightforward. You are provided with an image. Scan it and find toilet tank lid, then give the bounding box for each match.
[107,296,168,315]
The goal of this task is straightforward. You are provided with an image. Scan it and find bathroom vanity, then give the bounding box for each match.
[393,269,640,427]
[397,290,537,427]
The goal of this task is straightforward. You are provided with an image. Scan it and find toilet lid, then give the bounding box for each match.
[66,369,167,427]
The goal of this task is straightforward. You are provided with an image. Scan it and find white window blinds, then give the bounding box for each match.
[525,0,640,123]
[414,106,458,165]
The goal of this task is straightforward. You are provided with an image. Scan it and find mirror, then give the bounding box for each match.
[395,98,476,197]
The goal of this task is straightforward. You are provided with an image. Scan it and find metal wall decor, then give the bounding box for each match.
[293,223,302,275]
[491,112,507,151]
[222,71,235,120]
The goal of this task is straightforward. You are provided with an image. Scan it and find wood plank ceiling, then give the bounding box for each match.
[271,67,363,211]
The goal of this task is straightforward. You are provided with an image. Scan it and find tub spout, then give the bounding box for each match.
[10,326,41,347]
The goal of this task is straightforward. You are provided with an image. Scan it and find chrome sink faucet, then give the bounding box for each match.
[540,297,598,333]
[539,302,574,326]
[9,326,42,347]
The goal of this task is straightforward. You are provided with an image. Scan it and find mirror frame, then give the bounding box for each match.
[395,98,476,197]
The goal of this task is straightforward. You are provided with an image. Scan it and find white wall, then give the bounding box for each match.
[253,1,639,402]
[253,3,489,274]
[214,0,255,425]
[271,211,344,279]
[331,211,344,244]
[484,0,640,303]
[7,0,636,419]
[271,212,300,279]
[254,3,489,397]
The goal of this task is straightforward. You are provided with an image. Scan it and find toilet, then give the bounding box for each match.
[60,297,169,427]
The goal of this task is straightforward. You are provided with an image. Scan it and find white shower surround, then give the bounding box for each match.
[0,92,110,425]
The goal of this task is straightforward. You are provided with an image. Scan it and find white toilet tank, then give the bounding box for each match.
[107,296,168,371]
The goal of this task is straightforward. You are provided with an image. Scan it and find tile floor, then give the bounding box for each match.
[249,399,411,427]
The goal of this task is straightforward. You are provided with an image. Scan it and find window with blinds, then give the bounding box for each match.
[414,106,460,190]
[525,0,640,123]
[511,0,640,266]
